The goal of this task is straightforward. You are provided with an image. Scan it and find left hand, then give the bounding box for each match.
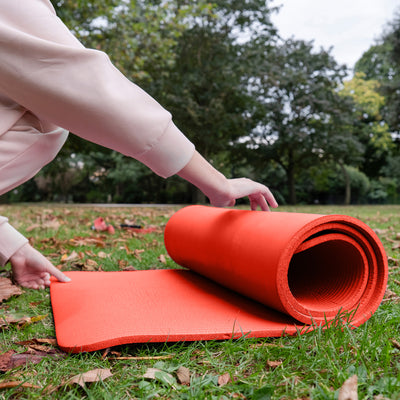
[10,243,71,289]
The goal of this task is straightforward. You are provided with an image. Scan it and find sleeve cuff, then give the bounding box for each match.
[0,220,29,266]
[136,121,195,178]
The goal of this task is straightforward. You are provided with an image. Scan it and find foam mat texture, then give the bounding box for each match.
[51,206,388,353]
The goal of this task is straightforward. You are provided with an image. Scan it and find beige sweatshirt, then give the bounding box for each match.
[0,0,195,265]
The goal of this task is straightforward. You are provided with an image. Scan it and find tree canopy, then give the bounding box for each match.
[3,1,400,205]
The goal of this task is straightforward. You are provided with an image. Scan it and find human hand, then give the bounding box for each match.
[177,151,278,211]
[10,243,71,289]
[207,177,278,211]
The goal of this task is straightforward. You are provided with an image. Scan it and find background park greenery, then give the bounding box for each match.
[2,0,399,206]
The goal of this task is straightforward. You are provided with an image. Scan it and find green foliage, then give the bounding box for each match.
[248,37,352,204]
[8,2,398,205]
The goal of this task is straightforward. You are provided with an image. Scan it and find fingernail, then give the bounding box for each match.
[64,277,71,282]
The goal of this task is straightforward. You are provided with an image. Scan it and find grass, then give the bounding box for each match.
[1,203,400,399]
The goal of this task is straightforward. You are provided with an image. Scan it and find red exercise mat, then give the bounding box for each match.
[50,206,388,353]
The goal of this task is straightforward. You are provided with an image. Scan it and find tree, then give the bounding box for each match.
[248,38,353,204]
[355,9,400,136]
[154,0,278,202]
[339,72,393,177]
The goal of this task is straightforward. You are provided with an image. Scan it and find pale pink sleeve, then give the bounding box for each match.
[0,216,28,266]
[0,0,195,178]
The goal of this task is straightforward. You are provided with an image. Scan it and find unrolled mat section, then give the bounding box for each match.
[51,206,388,353]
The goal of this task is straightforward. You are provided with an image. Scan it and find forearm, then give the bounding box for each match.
[177,151,229,201]
[0,1,194,178]
[0,216,29,266]
[177,151,278,210]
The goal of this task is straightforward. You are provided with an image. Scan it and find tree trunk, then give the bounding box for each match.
[287,150,296,205]
[339,162,351,205]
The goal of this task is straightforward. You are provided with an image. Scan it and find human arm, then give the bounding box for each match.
[178,151,278,211]
[9,243,71,289]
[0,216,70,288]
[0,1,194,179]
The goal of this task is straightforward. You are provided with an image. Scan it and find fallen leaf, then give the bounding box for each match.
[338,375,358,400]
[42,219,61,230]
[25,224,40,232]
[0,315,30,329]
[158,254,167,264]
[0,350,14,372]
[373,228,388,235]
[0,314,47,330]
[67,368,113,387]
[133,249,145,260]
[176,366,190,385]
[392,243,400,250]
[122,266,136,271]
[15,338,57,347]
[0,349,61,372]
[143,368,177,388]
[388,257,399,266]
[266,360,283,369]
[83,259,98,271]
[97,251,108,259]
[0,277,23,302]
[70,236,106,248]
[143,368,162,379]
[390,339,400,350]
[61,251,80,263]
[218,372,231,387]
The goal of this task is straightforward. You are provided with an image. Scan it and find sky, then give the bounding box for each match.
[270,0,400,71]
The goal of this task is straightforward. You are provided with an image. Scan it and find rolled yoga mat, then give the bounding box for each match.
[50,205,388,353]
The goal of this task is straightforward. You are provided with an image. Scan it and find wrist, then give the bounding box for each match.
[177,151,229,199]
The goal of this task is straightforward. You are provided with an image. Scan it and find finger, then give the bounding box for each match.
[44,263,71,283]
[250,194,270,211]
[262,187,278,208]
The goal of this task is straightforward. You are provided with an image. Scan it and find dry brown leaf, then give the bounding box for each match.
[393,242,400,250]
[0,381,40,389]
[158,254,167,264]
[67,368,113,387]
[390,339,400,350]
[143,368,162,379]
[266,360,283,369]
[97,251,108,259]
[0,349,60,372]
[388,257,399,266]
[373,228,388,235]
[0,315,30,329]
[0,350,14,372]
[16,338,56,347]
[133,249,145,260]
[176,366,191,385]
[218,372,231,387]
[338,375,358,400]
[83,259,98,271]
[47,220,61,230]
[0,277,23,302]
[61,251,80,263]
[25,224,40,232]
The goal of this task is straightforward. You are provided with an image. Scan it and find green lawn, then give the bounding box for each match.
[1,204,400,399]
